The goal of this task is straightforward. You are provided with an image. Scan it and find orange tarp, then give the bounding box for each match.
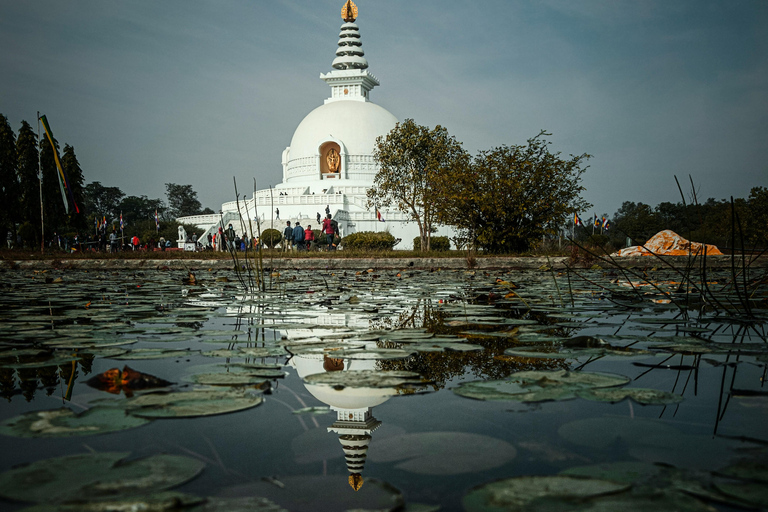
[613,230,723,257]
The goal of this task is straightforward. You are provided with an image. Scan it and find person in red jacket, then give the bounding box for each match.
[131,235,139,251]
[304,224,315,251]
[321,215,334,251]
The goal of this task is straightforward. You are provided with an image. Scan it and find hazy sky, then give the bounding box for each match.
[2,0,766,218]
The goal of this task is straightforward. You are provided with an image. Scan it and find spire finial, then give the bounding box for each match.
[341,0,358,22]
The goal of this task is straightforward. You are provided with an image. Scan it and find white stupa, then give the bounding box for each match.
[179,1,449,249]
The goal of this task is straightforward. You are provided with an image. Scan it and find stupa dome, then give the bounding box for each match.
[284,100,397,183]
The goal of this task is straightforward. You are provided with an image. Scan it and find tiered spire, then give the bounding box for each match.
[321,0,379,103]
[333,1,367,70]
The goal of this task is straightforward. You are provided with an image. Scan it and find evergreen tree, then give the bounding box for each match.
[61,144,86,231]
[0,114,19,230]
[16,121,40,232]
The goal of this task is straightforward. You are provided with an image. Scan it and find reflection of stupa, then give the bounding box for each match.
[291,351,387,490]
[178,1,452,249]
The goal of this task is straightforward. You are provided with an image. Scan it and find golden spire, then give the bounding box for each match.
[348,473,364,491]
[341,0,358,22]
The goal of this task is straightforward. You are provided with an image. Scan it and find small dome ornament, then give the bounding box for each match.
[341,0,358,22]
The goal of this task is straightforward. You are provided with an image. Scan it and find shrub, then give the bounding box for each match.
[341,231,396,251]
[413,236,450,251]
[260,228,282,248]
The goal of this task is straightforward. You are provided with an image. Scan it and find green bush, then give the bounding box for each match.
[413,236,450,251]
[260,228,282,248]
[341,231,396,251]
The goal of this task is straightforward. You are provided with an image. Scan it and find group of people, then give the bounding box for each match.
[282,214,339,251]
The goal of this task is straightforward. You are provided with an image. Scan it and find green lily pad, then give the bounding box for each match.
[463,475,629,511]
[576,388,684,405]
[187,372,277,386]
[0,407,151,438]
[561,461,665,485]
[107,348,196,360]
[185,496,288,511]
[18,491,204,511]
[0,452,204,503]
[303,370,425,390]
[116,388,264,418]
[369,432,516,475]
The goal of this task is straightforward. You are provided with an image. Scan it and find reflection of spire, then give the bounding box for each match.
[328,406,381,491]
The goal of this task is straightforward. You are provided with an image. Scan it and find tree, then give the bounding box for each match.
[610,201,659,245]
[368,119,468,251]
[165,183,202,219]
[437,131,591,253]
[82,181,126,221]
[16,121,39,232]
[60,144,86,231]
[118,195,165,225]
[0,114,19,230]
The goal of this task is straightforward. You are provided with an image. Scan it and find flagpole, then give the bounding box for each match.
[37,112,44,254]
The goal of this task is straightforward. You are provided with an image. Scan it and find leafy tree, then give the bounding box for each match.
[118,195,165,226]
[368,119,468,251]
[0,114,19,230]
[609,201,659,246]
[60,145,86,231]
[438,131,591,253]
[82,181,126,221]
[16,121,39,232]
[746,187,768,247]
[165,183,202,219]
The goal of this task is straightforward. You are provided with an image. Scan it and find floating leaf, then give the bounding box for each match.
[577,387,684,405]
[369,432,516,475]
[115,388,264,418]
[292,406,332,415]
[0,452,204,503]
[18,491,205,511]
[463,475,629,511]
[303,370,425,390]
[187,372,277,386]
[0,407,151,438]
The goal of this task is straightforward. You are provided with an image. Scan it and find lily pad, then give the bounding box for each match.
[18,491,204,511]
[463,475,629,512]
[107,348,196,360]
[186,496,288,512]
[115,388,264,418]
[576,388,684,405]
[369,432,516,475]
[187,372,277,386]
[0,452,204,503]
[0,407,151,438]
[303,370,425,390]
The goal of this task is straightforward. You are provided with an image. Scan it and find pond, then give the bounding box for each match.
[0,264,765,511]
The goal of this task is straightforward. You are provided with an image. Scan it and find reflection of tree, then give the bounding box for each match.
[375,299,569,390]
[0,368,16,401]
[38,365,60,395]
[18,369,38,401]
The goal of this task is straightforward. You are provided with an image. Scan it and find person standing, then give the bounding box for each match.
[226,224,236,251]
[321,214,335,251]
[109,230,118,253]
[217,227,224,251]
[6,229,13,249]
[283,221,293,252]
[207,232,213,250]
[304,224,315,251]
[275,208,280,220]
[325,205,330,216]
[293,222,305,251]
[316,212,321,224]
[131,235,140,251]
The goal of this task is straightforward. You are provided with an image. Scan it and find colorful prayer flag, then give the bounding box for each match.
[120,212,123,230]
[155,210,159,230]
[39,115,80,214]
[376,207,385,222]
[574,213,581,226]
[594,214,600,228]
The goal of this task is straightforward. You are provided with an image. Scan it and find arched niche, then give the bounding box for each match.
[319,141,342,178]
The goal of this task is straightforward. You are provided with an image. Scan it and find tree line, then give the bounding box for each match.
[597,188,768,251]
[370,119,766,253]
[0,114,213,249]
